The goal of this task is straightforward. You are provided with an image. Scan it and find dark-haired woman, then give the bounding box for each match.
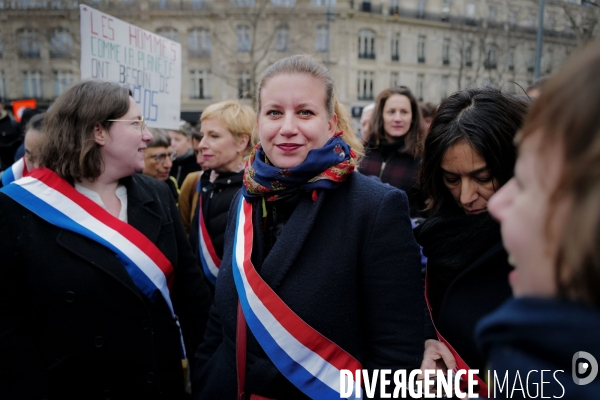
[0,80,211,399]
[359,86,424,217]
[415,87,529,391]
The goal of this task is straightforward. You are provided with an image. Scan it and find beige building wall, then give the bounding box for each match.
[0,0,594,122]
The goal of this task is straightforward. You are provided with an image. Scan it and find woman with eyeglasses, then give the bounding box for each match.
[359,86,425,218]
[0,80,211,400]
[143,128,180,202]
[189,100,254,291]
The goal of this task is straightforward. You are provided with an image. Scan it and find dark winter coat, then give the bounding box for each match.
[170,149,201,188]
[189,170,244,263]
[416,210,513,373]
[192,173,424,399]
[477,297,600,399]
[359,139,422,218]
[0,174,212,400]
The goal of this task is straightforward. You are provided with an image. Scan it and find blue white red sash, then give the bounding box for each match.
[0,168,186,358]
[425,268,487,397]
[1,157,29,186]
[197,181,220,285]
[232,196,363,399]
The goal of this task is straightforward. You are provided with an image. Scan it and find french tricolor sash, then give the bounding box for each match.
[232,196,363,399]
[1,157,29,186]
[0,168,186,358]
[197,181,221,286]
[425,268,488,397]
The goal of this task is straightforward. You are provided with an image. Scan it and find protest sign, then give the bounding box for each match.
[80,4,182,129]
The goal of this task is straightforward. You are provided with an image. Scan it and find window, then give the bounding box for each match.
[441,75,449,100]
[358,29,376,59]
[417,35,426,64]
[316,25,329,53]
[50,28,73,58]
[272,0,295,5]
[528,12,537,29]
[232,0,255,6]
[390,0,400,15]
[442,38,450,65]
[528,48,535,72]
[417,0,426,18]
[416,73,424,102]
[54,70,73,97]
[275,25,289,52]
[391,32,400,61]
[465,2,475,22]
[190,70,211,99]
[508,46,515,71]
[357,71,374,100]
[508,10,516,27]
[191,0,206,9]
[237,25,251,53]
[159,0,169,9]
[312,0,335,5]
[0,71,7,100]
[188,28,211,58]
[545,47,554,74]
[0,33,3,58]
[484,43,496,69]
[547,14,556,30]
[156,28,179,43]
[390,71,399,87]
[23,71,43,98]
[441,0,451,21]
[238,72,252,99]
[18,28,40,58]
[465,41,473,67]
[488,5,496,21]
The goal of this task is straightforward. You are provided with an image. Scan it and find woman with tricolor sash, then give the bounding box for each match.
[0,80,211,399]
[192,55,424,399]
[189,100,254,290]
[415,87,529,394]
[0,113,45,188]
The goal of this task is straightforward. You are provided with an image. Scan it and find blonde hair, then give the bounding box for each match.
[200,100,255,155]
[256,54,364,160]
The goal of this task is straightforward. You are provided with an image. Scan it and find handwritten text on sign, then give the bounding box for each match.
[80,5,182,129]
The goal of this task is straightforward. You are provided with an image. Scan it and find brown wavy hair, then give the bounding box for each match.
[369,86,423,157]
[39,80,131,182]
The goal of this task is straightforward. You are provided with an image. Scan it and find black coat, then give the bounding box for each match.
[189,170,244,262]
[359,142,423,218]
[170,149,201,188]
[192,173,424,399]
[425,242,512,372]
[0,174,212,400]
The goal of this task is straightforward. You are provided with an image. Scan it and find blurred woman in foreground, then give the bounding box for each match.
[478,40,600,398]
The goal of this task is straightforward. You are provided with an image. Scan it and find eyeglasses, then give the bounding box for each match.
[146,151,177,164]
[106,116,147,134]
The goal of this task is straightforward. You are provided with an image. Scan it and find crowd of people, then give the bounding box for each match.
[0,40,599,400]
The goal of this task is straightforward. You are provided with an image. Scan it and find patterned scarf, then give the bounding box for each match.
[242,132,357,202]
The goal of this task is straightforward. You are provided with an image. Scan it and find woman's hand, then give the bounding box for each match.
[419,339,457,396]
[420,339,457,372]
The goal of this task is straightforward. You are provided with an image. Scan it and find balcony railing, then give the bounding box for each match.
[358,52,376,60]
[391,54,399,62]
[418,56,425,64]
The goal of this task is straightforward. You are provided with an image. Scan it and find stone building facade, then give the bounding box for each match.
[0,0,595,120]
